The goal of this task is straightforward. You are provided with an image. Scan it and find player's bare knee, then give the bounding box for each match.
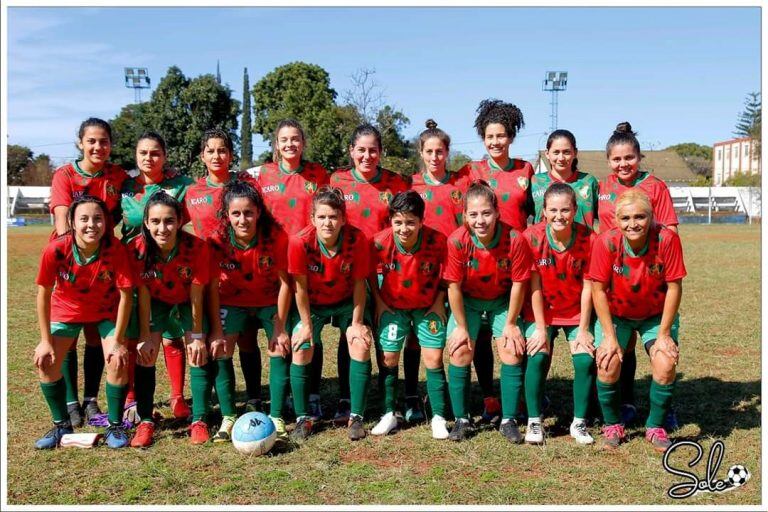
[292,346,313,365]
[382,351,400,368]
[422,351,443,369]
[348,344,370,362]
[450,345,473,366]
[651,353,676,384]
[598,359,621,383]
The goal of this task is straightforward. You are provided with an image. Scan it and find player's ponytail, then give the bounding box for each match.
[464,180,498,212]
[311,186,346,217]
[606,121,642,158]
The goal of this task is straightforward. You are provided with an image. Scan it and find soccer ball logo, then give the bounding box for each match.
[727,465,750,487]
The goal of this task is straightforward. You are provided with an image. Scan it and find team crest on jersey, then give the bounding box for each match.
[177,266,192,280]
[498,258,510,270]
[648,263,664,277]
[259,255,273,268]
[379,191,393,204]
[340,262,352,274]
[420,262,435,274]
[96,269,114,282]
[578,184,590,199]
[450,190,463,205]
[59,270,74,282]
[106,184,119,197]
[428,319,439,335]
[304,181,318,194]
[517,177,529,190]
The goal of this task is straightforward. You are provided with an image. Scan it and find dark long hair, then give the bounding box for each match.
[141,191,183,270]
[217,179,275,241]
[67,195,113,249]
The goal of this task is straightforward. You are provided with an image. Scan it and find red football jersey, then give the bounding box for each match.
[589,225,686,319]
[522,222,596,325]
[255,161,330,236]
[288,225,369,306]
[410,170,471,238]
[49,162,128,224]
[210,226,289,308]
[36,233,134,324]
[183,171,258,240]
[128,232,210,305]
[443,223,532,301]
[460,159,534,231]
[329,167,409,233]
[597,172,679,231]
[371,226,447,310]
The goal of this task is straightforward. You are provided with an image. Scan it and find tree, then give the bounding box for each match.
[735,92,761,157]
[252,62,344,170]
[724,172,761,187]
[667,142,713,178]
[109,103,150,171]
[342,68,384,124]
[240,67,253,169]
[448,151,473,173]
[23,154,55,185]
[7,145,33,185]
[376,105,411,159]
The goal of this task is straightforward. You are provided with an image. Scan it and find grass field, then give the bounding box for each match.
[4,224,762,506]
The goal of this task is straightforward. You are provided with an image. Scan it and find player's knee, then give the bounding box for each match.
[381,351,400,368]
[450,345,473,366]
[348,343,370,362]
[651,353,676,384]
[292,346,313,365]
[422,350,443,369]
[598,358,621,383]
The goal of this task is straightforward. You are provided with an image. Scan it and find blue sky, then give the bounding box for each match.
[6,6,761,168]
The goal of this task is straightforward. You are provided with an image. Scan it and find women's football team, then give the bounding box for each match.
[33,99,685,454]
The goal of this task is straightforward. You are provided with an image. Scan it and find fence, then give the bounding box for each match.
[669,186,761,224]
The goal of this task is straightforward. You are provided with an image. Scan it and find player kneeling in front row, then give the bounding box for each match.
[442,181,533,442]
[34,196,134,449]
[590,190,686,453]
[370,191,450,439]
[208,180,293,440]
[127,192,217,446]
[288,187,374,441]
[522,183,597,445]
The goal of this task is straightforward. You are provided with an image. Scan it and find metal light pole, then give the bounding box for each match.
[542,71,568,133]
[124,67,151,103]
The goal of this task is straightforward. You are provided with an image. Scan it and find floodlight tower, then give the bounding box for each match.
[542,71,568,133]
[124,67,151,103]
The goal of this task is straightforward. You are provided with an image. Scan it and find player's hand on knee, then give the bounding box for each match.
[291,324,312,352]
[652,335,679,364]
[107,341,129,370]
[572,329,595,356]
[33,341,56,370]
[526,327,549,356]
[446,326,471,357]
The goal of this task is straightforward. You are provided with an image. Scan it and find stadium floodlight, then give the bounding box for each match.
[542,70,568,134]
[124,67,151,103]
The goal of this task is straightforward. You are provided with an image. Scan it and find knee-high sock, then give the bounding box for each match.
[425,367,448,418]
[239,348,262,401]
[448,364,471,420]
[379,364,398,414]
[571,354,595,419]
[310,343,324,396]
[473,328,495,397]
[349,358,371,417]
[105,381,128,425]
[269,356,289,418]
[41,378,69,423]
[596,379,621,425]
[290,362,311,418]
[337,336,351,400]
[190,364,212,422]
[134,365,156,421]
[620,349,637,405]
[646,380,675,428]
[62,349,79,404]
[214,358,237,417]
[500,363,524,420]
[403,345,421,398]
[163,341,186,398]
[83,344,105,400]
[524,353,549,418]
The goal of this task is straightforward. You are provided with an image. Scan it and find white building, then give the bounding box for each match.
[713,137,761,186]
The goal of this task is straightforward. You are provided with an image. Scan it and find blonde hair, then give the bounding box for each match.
[614,190,653,224]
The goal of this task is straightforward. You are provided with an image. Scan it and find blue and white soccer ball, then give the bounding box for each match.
[232,412,277,455]
[727,465,750,487]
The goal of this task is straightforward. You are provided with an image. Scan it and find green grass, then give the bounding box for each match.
[5,224,761,505]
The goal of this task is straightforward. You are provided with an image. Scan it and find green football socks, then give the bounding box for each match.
[269,356,289,419]
[214,358,237,417]
[40,378,68,423]
[646,380,675,428]
[500,363,524,420]
[425,367,448,418]
[448,364,471,420]
[571,354,595,419]
[379,364,398,414]
[596,379,621,425]
[62,349,79,404]
[349,358,371,417]
[105,381,128,425]
[524,353,549,419]
[290,362,311,417]
[190,364,212,422]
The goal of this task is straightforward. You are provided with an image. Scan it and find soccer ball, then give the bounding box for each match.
[727,465,750,487]
[231,412,277,455]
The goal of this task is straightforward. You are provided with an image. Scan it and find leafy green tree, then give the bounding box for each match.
[109,103,150,171]
[23,154,55,186]
[7,144,33,185]
[448,151,473,173]
[252,62,343,169]
[724,172,761,187]
[735,92,761,160]
[667,142,713,177]
[377,105,411,159]
[240,67,253,169]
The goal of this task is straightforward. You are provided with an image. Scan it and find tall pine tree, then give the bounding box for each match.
[241,67,253,169]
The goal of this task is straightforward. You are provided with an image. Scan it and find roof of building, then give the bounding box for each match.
[535,149,697,182]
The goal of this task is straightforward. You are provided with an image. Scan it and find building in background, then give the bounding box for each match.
[713,137,761,186]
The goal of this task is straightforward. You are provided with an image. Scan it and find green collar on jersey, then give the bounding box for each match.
[72,241,101,266]
[618,170,649,187]
[487,156,516,172]
[279,160,304,175]
[422,171,451,186]
[73,160,104,178]
[470,223,502,249]
[205,172,233,188]
[351,166,382,184]
[394,230,423,255]
[159,240,180,262]
[317,229,344,259]
[623,234,649,257]
[229,226,258,250]
[546,224,576,253]
[549,170,579,183]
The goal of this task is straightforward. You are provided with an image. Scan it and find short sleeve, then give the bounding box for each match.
[652,181,679,227]
[442,235,466,284]
[35,245,57,287]
[508,230,532,282]
[588,235,613,283]
[49,168,72,212]
[111,242,135,289]
[352,232,370,280]
[273,229,289,273]
[661,230,687,281]
[288,236,308,276]
[192,243,210,286]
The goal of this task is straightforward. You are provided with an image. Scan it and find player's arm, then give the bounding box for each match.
[53,206,69,235]
[526,272,547,355]
[291,274,313,350]
[205,278,224,340]
[113,288,133,344]
[591,280,622,369]
[33,286,56,370]
[573,279,596,355]
[270,270,292,356]
[503,279,528,356]
[654,279,682,361]
[446,282,471,356]
[350,278,368,327]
